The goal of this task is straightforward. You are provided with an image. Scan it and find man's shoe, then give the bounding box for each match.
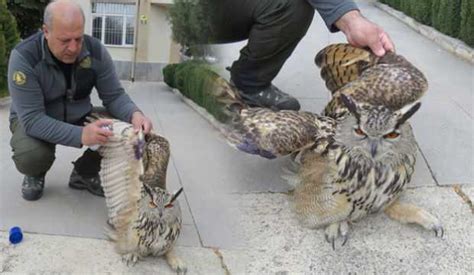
[22,175,45,201]
[68,169,104,197]
[235,83,301,111]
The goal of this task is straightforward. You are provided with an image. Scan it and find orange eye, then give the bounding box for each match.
[384,132,400,139]
[354,127,366,136]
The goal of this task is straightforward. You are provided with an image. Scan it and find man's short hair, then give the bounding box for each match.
[43,0,85,28]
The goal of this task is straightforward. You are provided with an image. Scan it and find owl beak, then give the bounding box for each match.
[370,142,378,158]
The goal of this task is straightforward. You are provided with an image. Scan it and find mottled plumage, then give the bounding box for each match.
[97,119,186,272]
[227,44,442,247]
[316,43,427,119]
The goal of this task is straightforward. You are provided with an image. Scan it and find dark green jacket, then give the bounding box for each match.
[8,32,140,148]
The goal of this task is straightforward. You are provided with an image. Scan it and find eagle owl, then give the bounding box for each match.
[95,118,187,273]
[227,44,443,248]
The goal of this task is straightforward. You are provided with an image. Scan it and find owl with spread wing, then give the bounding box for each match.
[227,44,443,248]
[94,118,186,273]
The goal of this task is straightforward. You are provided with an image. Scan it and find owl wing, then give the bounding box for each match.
[315,43,428,118]
[225,108,336,159]
[98,120,144,231]
[140,132,171,190]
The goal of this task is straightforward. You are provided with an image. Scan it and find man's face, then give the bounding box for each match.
[43,17,84,64]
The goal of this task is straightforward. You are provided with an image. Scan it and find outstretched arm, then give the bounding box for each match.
[335,10,394,56]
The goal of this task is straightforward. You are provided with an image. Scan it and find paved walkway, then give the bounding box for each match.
[1,1,472,273]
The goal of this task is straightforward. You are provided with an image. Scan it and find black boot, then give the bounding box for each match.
[68,168,104,197]
[232,81,301,111]
[22,174,45,201]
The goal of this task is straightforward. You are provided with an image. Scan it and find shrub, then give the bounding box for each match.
[460,0,474,46]
[0,0,20,98]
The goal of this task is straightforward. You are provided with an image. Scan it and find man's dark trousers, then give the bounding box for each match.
[210,0,315,92]
[9,116,101,179]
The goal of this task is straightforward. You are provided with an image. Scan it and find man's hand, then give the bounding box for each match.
[81,119,113,146]
[335,10,394,56]
[131,111,153,134]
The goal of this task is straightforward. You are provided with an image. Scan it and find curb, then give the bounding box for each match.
[0,96,11,107]
[374,2,474,64]
[169,87,228,135]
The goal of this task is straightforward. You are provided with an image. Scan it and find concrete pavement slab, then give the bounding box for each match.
[0,231,238,274]
[232,186,473,274]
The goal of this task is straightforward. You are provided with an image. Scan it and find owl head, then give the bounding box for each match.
[143,184,183,212]
[336,94,421,158]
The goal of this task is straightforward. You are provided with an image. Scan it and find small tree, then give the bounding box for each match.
[167,0,213,57]
[0,0,20,97]
[7,0,48,38]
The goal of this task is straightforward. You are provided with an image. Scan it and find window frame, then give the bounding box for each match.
[91,3,136,48]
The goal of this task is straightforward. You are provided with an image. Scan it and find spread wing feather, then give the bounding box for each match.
[225,108,336,159]
[99,120,143,232]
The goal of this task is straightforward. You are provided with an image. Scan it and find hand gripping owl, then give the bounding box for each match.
[92,116,187,273]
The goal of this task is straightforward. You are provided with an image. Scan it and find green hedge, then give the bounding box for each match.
[163,61,232,123]
[0,0,20,98]
[380,0,474,47]
[460,0,474,46]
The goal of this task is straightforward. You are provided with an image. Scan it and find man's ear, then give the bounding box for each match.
[43,24,50,39]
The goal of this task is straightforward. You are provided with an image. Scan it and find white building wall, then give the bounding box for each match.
[147,4,173,63]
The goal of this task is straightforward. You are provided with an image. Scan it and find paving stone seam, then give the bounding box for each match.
[169,157,206,248]
[209,247,231,275]
[374,2,474,64]
[415,143,440,186]
[452,184,474,214]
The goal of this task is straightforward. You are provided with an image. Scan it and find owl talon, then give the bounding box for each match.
[341,235,349,246]
[433,225,444,238]
[165,249,187,274]
[324,221,350,250]
[122,253,139,266]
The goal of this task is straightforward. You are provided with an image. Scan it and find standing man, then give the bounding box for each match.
[8,0,153,201]
[210,0,395,111]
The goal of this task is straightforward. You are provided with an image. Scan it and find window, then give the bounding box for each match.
[92,3,136,46]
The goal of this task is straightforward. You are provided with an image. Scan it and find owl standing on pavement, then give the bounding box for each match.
[227,44,443,247]
[95,118,187,273]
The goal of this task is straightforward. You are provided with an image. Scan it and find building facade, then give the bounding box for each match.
[76,0,180,81]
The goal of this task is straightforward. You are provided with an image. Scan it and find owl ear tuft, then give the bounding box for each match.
[396,102,421,128]
[340,94,360,122]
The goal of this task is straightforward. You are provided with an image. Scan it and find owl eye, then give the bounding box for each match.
[354,127,366,136]
[383,131,400,139]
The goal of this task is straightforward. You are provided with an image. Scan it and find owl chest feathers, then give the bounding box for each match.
[327,146,416,219]
[131,197,182,257]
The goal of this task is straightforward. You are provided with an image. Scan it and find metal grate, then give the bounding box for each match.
[91,3,136,46]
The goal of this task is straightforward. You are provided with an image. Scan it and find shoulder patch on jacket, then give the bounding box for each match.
[12,71,27,85]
